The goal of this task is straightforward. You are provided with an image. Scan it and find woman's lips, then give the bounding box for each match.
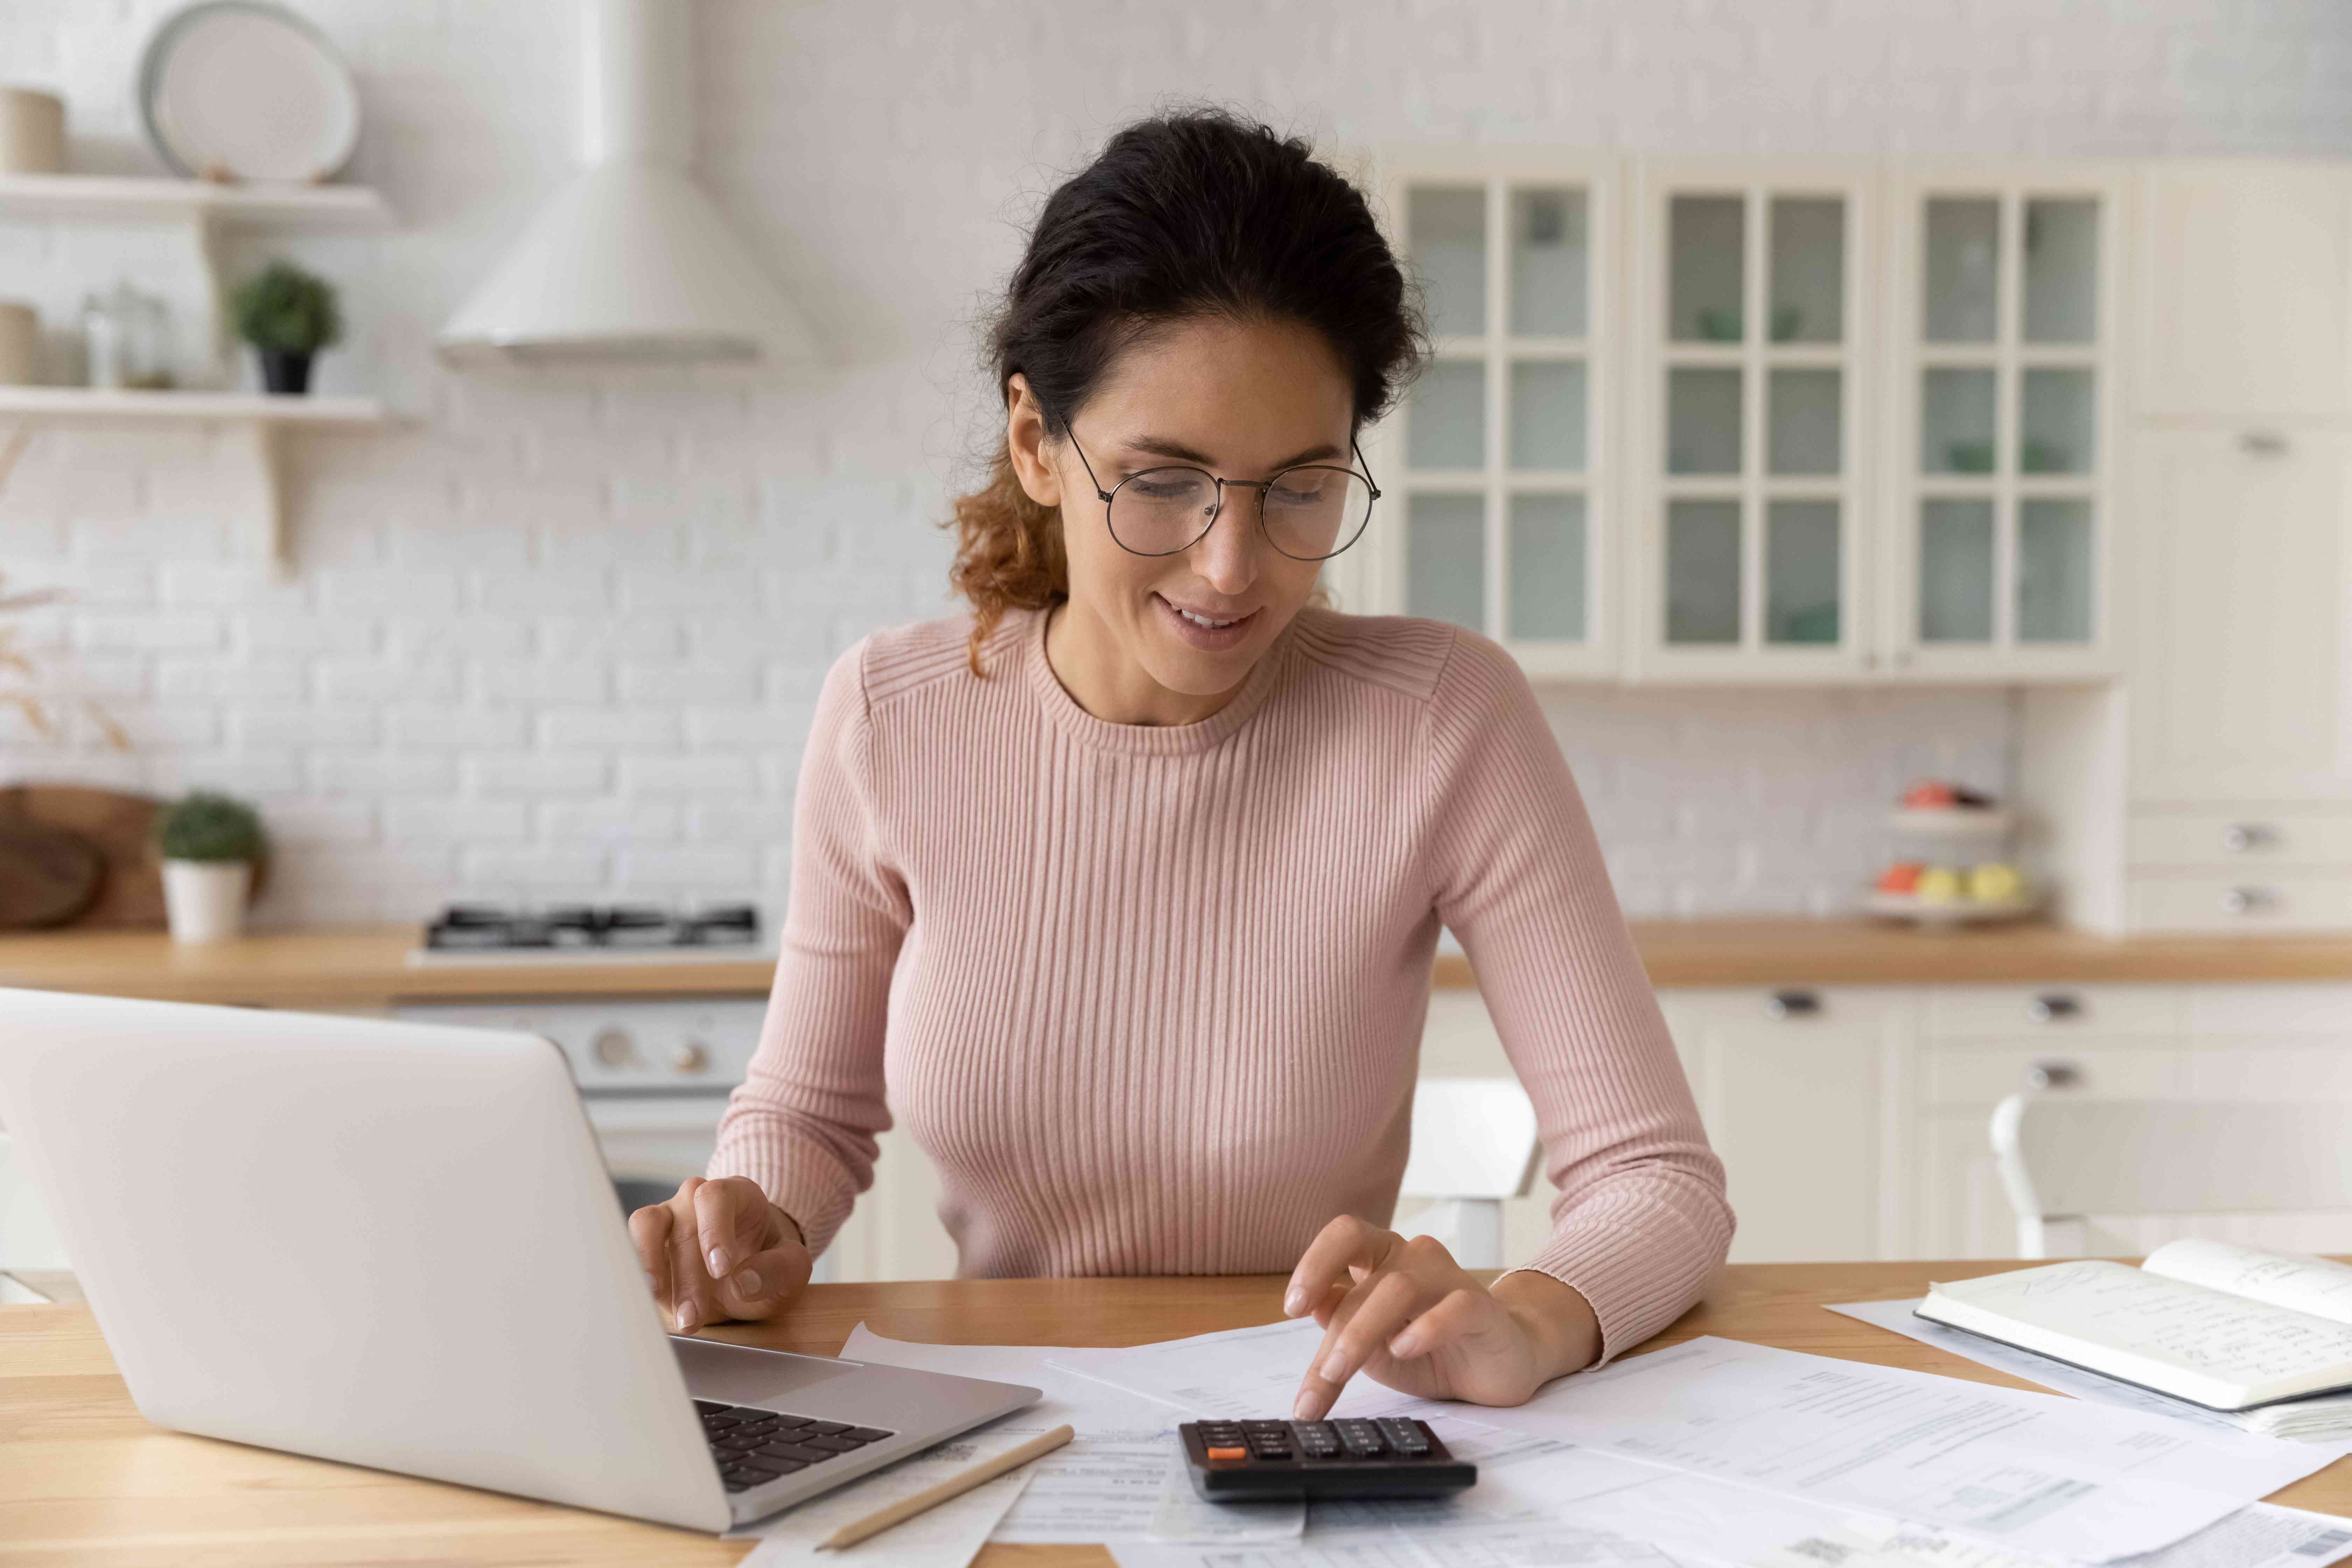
[1154,593,1256,651]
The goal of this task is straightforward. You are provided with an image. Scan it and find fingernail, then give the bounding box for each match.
[734,1267,762,1298]
[1391,1332,1418,1357]
[1293,1391,1316,1420]
[676,1302,700,1332]
[1283,1287,1305,1316]
[706,1247,727,1277]
[1321,1353,1349,1382]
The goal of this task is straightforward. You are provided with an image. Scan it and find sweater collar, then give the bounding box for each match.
[1021,602,1295,756]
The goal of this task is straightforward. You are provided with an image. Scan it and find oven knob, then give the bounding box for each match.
[591,1028,637,1068]
[672,1041,709,1074]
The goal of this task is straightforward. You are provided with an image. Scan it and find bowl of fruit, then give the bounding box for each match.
[1868,860,2040,927]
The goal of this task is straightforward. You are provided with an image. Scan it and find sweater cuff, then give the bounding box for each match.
[706,1132,861,1259]
[1504,1210,1720,1366]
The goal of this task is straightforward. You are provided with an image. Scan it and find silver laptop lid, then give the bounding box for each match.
[0,987,731,1533]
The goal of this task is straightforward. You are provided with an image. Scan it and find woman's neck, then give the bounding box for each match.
[1042,600,1245,728]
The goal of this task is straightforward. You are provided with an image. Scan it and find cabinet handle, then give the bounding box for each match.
[2222,886,2272,915]
[2026,1060,2081,1091]
[2221,823,2272,853]
[2239,430,2290,456]
[1764,988,1822,1020]
[2028,993,2082,1023]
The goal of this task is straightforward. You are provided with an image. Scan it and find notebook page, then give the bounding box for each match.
[1929,1260,2352,1405]
[2144,1239,2352,1326]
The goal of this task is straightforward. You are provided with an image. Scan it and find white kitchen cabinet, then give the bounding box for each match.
[1628,159,1877,680]
[2127,429,2352,806]
[2134,162,2352,423]
[1658,986,1911,1263]
[1357,150,1623,678]
[1880,162,2124,680]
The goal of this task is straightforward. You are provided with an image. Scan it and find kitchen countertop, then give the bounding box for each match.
[6,920,2352,1007]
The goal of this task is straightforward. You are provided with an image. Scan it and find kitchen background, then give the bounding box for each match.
[7,0,2339,927]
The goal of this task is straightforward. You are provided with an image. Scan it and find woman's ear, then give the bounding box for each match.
[1004,375,1062,507]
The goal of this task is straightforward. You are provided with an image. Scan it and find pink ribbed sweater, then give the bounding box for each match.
[710,604,1733,1360]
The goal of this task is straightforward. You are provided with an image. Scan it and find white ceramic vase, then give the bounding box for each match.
[162,859,252,944]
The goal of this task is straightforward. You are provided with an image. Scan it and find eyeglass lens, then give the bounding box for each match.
[1109,467,1373,560]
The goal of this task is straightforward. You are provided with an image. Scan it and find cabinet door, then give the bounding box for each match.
[1358,153,1620,678]
[2136,163,2352,422]
[1664,987,1909,1262]
[1884,164,2122,680]
[2129,429,2352,802]
[1630,160,1876,681]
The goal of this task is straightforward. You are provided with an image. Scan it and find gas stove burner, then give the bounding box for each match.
[422,903,763,952]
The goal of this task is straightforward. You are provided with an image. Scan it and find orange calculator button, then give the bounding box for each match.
[1205,1445,1247,1461]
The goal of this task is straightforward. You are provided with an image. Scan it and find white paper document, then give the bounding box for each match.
[1830,1296,2352,1447]
[1454,1335,2334,1562]
[1050,1316,1435,1422]
[726,1427,1035,1565]
[1755,1502,2352,1568]
[838,1323,1302,1544]
[2146,1240,2352,1328]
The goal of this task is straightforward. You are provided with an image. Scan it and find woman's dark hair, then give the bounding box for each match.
[948,107,1425,669]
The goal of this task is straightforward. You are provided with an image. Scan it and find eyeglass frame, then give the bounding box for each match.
[1062,425,1383,561]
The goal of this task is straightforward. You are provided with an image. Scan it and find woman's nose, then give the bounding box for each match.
[1189,488,1263,594]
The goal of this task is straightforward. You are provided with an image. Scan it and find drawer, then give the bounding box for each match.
[2131,810,2352,868]
[2186,982,2352,1040]
[1923,984,2184,1041]
[2129,876,2352,933]
[1924,1045,2184,1105]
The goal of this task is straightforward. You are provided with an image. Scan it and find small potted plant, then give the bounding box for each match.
[229,260,341,395]
[156,790,265,943]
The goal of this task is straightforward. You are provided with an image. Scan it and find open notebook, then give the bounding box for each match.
[1917,1240,2352,1413]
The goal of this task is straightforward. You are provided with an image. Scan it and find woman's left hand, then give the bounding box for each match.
[1282,1216,1602,1419]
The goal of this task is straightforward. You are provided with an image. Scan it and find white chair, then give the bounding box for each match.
[1991,1092,2352,1259]
[1397,1078,1542,1269]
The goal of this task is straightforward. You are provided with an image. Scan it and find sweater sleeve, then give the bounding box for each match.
[706,638,908,1257]
[1419,629,1734,1364]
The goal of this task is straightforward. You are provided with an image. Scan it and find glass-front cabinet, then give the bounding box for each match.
[1630,160,1875,679]
[1885,163,2121,677]
[1352,153,1619,678]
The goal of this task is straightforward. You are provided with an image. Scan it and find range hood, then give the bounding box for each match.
[437,0,814,366]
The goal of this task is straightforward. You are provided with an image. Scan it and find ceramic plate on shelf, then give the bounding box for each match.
[1886,807,2015,840]
[139,1,359,184]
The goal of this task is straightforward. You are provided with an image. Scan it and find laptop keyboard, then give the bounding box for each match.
[695,1399,897,1493]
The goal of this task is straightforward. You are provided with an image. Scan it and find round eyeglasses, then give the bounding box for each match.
[1065,427,1381,561]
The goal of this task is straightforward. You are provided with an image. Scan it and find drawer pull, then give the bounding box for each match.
[2028,993,2082,1023]
[2221,887,2273,916]
[2221,823,2273,853]
[2026,1061,2080,1091]
[1764,988,1822,1020]
[2239,430,2290,456]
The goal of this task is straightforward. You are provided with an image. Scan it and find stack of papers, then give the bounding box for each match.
[1834,1295,2352,1444]
[794,1314,2352,1568]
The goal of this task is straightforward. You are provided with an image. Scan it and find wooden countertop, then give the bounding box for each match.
[4,1260,2344,1563]
[5,920,2352,1008]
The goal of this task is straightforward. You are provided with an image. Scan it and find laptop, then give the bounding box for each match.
[0,987,1040,1533]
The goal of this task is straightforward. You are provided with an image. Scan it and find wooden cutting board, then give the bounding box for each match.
[0,784,167,927]
[0,816,103,928]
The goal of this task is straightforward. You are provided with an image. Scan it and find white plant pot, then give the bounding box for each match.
[162,859,252,944]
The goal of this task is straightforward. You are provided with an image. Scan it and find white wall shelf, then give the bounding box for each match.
[0,174,391,230]
[0,389,390,576]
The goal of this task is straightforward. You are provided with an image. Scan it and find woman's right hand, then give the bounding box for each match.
[628,1175,813,1333]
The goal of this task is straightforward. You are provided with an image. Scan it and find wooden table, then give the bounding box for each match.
[5,1261,2348,1564]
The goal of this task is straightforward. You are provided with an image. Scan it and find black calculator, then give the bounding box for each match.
[1178,1416,1476,1500]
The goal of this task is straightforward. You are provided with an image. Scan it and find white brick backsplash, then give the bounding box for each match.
[619,755,761,795]
[387,708,529,748]
[539,708,679,748]
[464,752,611,795]
[6,0,2332,924]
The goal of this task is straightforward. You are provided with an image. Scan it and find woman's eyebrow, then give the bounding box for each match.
[1121,435,1346,470]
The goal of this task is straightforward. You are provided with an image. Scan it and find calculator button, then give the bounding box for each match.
[1205,1445,1248,1461]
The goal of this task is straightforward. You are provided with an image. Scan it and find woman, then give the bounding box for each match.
[632,108,1732,1420]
